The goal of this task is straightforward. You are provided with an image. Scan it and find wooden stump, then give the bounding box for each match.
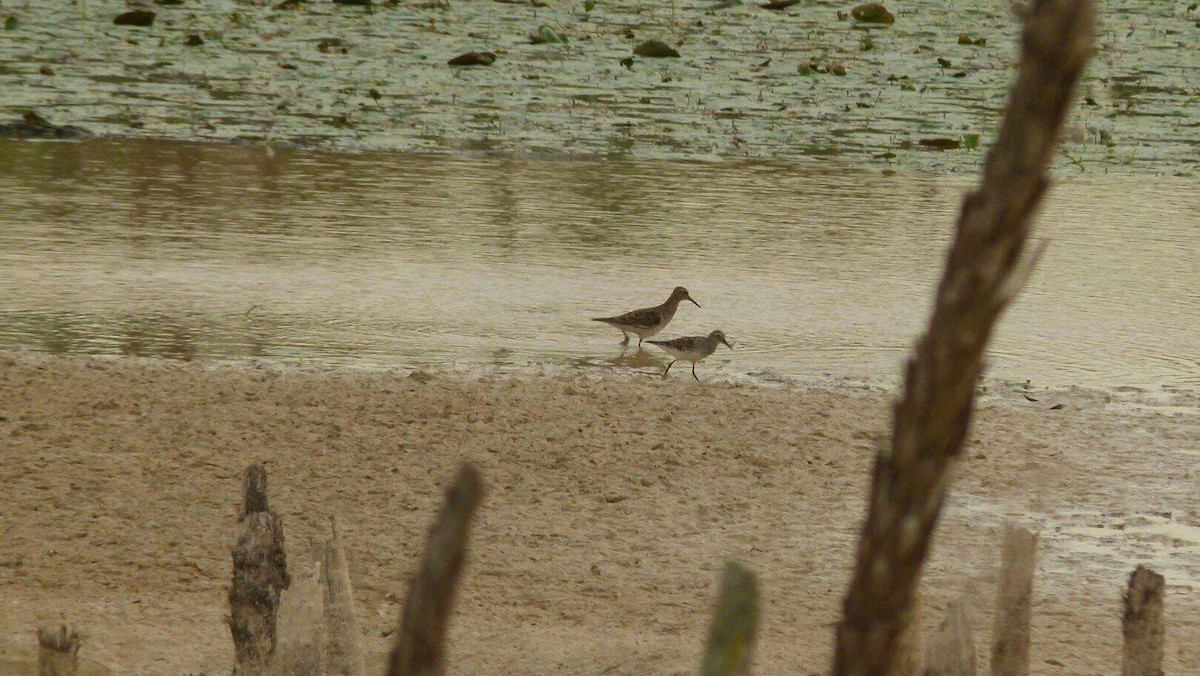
[925,600,976,676]
[1122,565,1165,676]
[387,463,484,676]
[699,561,760,676]
[275,560,326,676]
[229,464,291,675]
[990,526,1036,676]
[36,625,80,676]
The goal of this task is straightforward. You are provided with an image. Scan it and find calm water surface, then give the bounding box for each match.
[1,139,1197,390]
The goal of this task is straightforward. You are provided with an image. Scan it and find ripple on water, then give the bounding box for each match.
[0,139,1197,391]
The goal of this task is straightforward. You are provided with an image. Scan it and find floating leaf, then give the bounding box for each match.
[5,15,19,30]
[961,133,980,149]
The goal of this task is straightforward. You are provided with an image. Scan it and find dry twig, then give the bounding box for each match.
[832,1,1095,673]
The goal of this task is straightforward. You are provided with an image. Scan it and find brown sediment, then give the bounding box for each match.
[0,352,1196,673]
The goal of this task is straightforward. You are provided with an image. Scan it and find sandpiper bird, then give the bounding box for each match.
[592,286,700,347]
[647,330,733,381]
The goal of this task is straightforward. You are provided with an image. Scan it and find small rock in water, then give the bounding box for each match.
[529,24,567,44]
[799,59,846,76]
[317,37,348,54]
[851,2,894,24]
[184,34,204,46]
[114,9,156,26]
[957,33,987,46]
[448,51,497,66]
[918,137,961,151]
[633,39,680,58]
[39,65,56,76]
[761,0,800,10]
[408,370,435,383]
[0,111,91,139]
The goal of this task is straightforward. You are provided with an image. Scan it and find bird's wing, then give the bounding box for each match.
[594,306,662,328]
[647,336,700,351]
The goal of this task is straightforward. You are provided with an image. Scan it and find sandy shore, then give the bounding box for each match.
[0,352,1196,674]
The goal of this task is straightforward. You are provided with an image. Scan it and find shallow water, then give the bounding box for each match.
[0,0,1197,173]
[2,139,1197,390]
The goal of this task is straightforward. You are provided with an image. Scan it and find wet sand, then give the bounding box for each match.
[0,352,1196,674]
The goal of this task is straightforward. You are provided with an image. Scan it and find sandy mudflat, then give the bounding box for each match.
[0,352,1196,674]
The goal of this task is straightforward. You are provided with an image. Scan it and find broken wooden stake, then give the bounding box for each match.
[1122,565,1165,676]
[323,517,367,676]
[699,561,760,676]
[925,600,976,676]
[36,625,80,676]
[229,463,291,675]
[387,463,484,676]
[990,526,1037,676]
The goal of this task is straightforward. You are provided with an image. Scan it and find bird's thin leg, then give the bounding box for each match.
[663,360,675,379]
[691,363,699,381]
[620,332,630,346]
[637,335,644,347]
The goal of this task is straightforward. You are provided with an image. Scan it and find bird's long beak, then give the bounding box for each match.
[722,338,733,350]
[688,297,701,308]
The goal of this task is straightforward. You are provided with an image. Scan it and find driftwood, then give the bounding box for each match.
[832,1,1095,673]
[229,464,291,675]
[699,562,760,676]
[36,625,80,676]
[990,527,1037,676]
[1122,566,1166,676]
[323,518,367,676]
[387,463,484,676]
[925,600,976,676]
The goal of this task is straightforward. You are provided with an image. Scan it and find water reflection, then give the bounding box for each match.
[1,139,1197,389]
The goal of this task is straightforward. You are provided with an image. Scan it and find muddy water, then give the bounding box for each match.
[1,139,1197,390]
[1,0,1197,173]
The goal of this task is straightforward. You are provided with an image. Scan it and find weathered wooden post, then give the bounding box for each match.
[699,561,760,676]
[323,517,367,676]
[387,463,484,676]
[990,526,1037,676]
[1122,565,1165,676]
[36,625,80,676]
[925,600,976,676]
[229,464,291,675]
[274,560,325,676]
